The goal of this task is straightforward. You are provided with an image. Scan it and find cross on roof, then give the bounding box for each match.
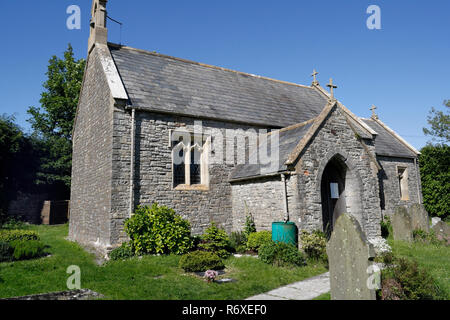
[327,78,337,99]
[370,105,378,119]
[311,69,319,85]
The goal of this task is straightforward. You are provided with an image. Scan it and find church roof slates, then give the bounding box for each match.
[108,44,328,127]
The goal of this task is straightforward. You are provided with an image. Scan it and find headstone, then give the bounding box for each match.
[431,217,442,228]
[327,213,376,300]
[432,221,450,244]
[409,203,430,232]
[391,206,413,242]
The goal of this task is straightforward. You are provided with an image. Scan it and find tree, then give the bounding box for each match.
[423,100,449,145]
[419,145,449,218]
[27,44,85,189]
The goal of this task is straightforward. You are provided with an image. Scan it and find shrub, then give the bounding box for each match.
[179,250,225,272]
[10,240,46,261]
[380,254,443,300]
[124,203,193,255]
[0,230,40,242]
[243,213,256,242]
[0,241,13,262]
[235,245,247,254]
[198,222,231,259]
[300,230,328,263]
[380,216,392,239]
[246,231,272,252]
[258,241,306,267]
[109,243,135,261]
[229,231,245,252]
[412,229,444,246]
[0,218,27,230]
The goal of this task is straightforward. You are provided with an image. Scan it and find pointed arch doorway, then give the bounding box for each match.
[320,154,363,238]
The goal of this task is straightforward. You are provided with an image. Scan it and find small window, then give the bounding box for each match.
[171,132,209,189]
[398,167,409,201]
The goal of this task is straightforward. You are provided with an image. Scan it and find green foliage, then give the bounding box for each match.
[258,241,306,267]
[380,254,443,300]
[0,241,14,262]
[27,44,85,188]
[0,218,27,230]
[300,230,328,263]
[0,230,40,242]
[198,222,231,259]
[380,216,392,239]
[179,250,224,272]
[10,240,46,261]
[419,144,450,218]
[229,231,245,252]
[246,231,272,252]
[124,203,193,255]
[109,243,135,261]
[412,229,445,246]
[423,100,449,144]
[243,213,256,242]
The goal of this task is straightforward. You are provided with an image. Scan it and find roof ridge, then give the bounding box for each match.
[108,42,314,90]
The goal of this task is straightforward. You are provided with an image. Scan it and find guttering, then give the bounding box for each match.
[129,108,136,217]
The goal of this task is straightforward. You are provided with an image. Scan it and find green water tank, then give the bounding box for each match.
[272,221,298,246]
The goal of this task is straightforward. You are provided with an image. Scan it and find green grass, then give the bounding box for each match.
[0,224,327,299]
[312,292,330,300]
[388,239,450,299]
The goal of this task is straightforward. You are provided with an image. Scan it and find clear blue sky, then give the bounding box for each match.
[1,0,449,149]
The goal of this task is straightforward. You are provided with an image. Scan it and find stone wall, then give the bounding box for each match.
[294,105,382,239]
[109,109,271,242]
[69,46,114,249]
[377,156,422,216]
[7,192,48,224]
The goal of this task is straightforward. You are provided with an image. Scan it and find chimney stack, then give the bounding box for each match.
[88,0,108,53]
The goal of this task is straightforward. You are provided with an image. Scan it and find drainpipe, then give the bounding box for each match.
[129,108,136,217]
[281,173,289,222]
[414,157,421,204]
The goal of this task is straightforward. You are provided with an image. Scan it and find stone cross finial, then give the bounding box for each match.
[327,78,337,100]
[370,105,378,119]
[311,69,319,86]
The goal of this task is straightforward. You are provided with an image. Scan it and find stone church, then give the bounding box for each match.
[69,0,423,254]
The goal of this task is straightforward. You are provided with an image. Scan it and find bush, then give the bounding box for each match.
[379,254,443,300]
[246,231,272,252]
[243,213,256,242]
[0,230,40,242]
[0,241,13,262]
[258,241,306,267]
[109,243,135,261]
[198,222,231,259]
[229,231,245,252]
[179,250,225,272]
[10,240,46,261]
[0,218,27,230]
[380,216,392,239]
[300,230,328,263]
[412,229,444,246]
[124,203,193,255]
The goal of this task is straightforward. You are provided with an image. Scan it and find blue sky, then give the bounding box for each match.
[0,0,448,149]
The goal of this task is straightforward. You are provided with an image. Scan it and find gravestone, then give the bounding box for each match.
[409,204,430,232]
[431,217,441,228]
[432,221,450,244]
[327,213,376,300]
[391,206,413,242]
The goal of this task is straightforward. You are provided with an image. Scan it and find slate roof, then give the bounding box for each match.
[230,122,313,180]
[108,44,328,127]
[361,119,417,158]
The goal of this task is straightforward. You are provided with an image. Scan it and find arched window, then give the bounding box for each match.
[171,131,209,189]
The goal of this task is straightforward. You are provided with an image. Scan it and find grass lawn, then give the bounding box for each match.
[0,224,327,300]
[389,239,450,299]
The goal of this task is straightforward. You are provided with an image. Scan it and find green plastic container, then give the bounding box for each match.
[272,222,298,246]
